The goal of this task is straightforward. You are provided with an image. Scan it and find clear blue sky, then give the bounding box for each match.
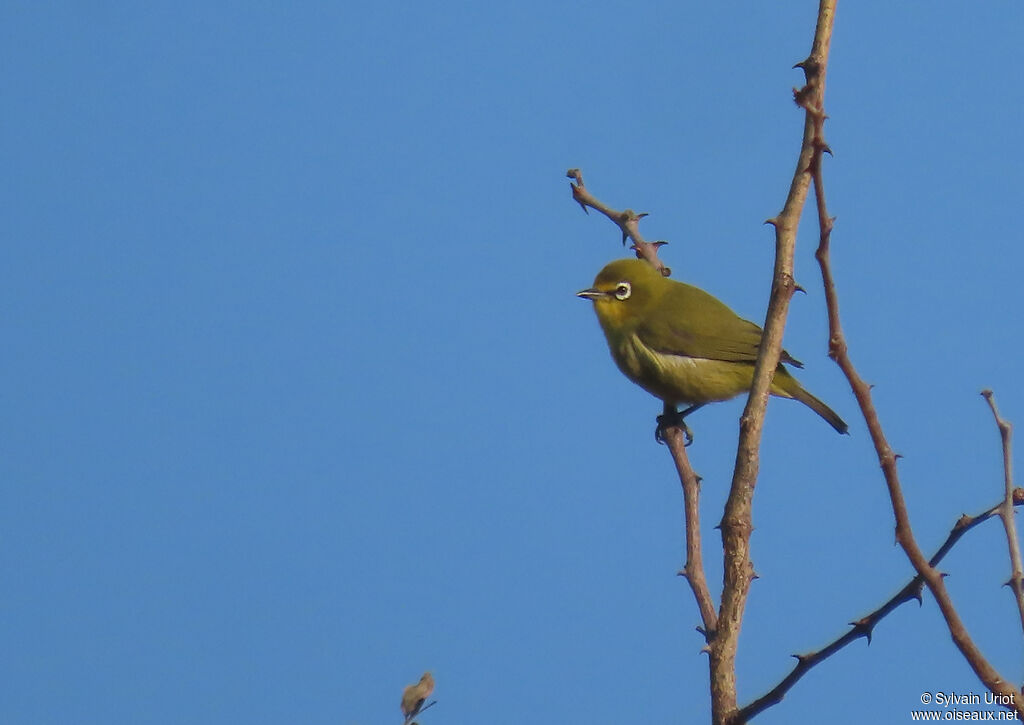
[3,3,1023,724]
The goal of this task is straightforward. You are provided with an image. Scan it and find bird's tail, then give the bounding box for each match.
[789,385,849,434]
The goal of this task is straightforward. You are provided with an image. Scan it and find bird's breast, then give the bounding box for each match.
[606,331,754,405]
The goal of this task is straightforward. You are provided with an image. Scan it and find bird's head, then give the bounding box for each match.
[576,258,664,329]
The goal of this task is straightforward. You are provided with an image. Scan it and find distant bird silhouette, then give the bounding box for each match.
[400,671,434,723]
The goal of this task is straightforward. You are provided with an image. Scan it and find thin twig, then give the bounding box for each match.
[736,493,1024,721]
[811,63,1024,721]
[662,412,719,639]
[982,390,1024,634]
[565,168,670,275]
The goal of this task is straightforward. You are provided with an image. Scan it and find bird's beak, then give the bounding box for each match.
[576,288,608,300]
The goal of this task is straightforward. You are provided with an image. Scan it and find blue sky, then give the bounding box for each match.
[3,2,1023,724]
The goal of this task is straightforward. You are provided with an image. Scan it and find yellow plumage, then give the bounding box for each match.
[578,258,847,434]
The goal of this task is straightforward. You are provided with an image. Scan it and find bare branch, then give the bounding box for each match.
[715,4,837,724]
[737,494,1024,721]
[981,390,1024,634]
[565,169,670,275]
[662,407,718,638]
[811,60,1024,721]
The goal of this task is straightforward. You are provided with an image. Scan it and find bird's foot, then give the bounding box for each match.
[656,407,694,446]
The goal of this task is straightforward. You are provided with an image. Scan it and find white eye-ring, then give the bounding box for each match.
[614,282,632,300]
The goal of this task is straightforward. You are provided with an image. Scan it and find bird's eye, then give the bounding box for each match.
[614,282,632,300]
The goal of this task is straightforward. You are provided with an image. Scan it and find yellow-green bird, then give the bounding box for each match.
[577,258,847,435]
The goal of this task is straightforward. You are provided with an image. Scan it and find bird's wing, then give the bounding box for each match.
[637,282,802,366]
[401,687,421,716]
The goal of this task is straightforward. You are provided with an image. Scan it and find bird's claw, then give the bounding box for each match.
[655,409,694,446]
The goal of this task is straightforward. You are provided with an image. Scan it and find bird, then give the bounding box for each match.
[400,671,434,722]
[577,258,847,437]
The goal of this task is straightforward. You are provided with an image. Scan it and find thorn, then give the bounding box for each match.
[793,56,819,77]
[699,644,711,655]
[850,617,875,644]
[894,453,904,460]
[621,231,628,246]
[794,283,807,295]
[636,212,649,220]
[751,571,760,582]
[939,571,949,579]
[821,143,833,156]
[652,240,669,248]
[677,569,688,578]
[696,626,706,636]
[764,217,779,228]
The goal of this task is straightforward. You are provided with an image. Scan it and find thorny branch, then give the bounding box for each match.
[809,42,1024,719]
[737,491,1024,721]
[715,3,837,723]
[566,169,670,275]
[663,417,719,640]
[569,2,1024,721]
[982,390,1024,634]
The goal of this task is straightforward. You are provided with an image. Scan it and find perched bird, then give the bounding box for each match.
[400,671,434,722]
[577,258,847,435]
